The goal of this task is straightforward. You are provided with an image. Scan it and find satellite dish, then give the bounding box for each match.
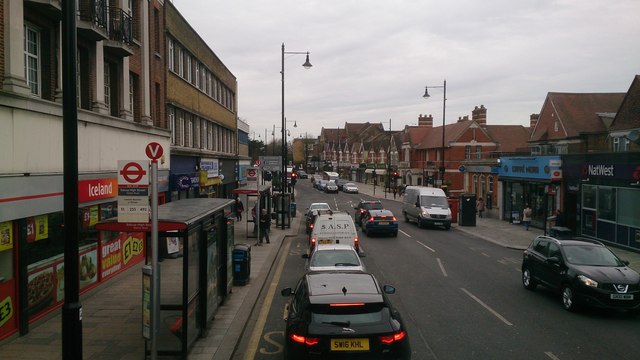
[627,130,640,143]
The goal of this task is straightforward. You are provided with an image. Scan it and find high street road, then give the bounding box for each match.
[234,179,639,360]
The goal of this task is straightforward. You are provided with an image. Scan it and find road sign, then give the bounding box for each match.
[254,159,262,167]
[145,142,163,161]
[118,160,150,223]
[259,156,282,172]
[247,169,257,177]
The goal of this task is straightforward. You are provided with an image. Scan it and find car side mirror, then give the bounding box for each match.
[358,252,366,258]
[622,260,630,266]
[415,201,420,208]
[382,285,396,294]
[547,257,561,264]
[281,288,294,297]
[301,253,309,259]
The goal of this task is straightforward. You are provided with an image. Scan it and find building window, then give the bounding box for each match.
[465,145,471,160]
[613,137,629,152]
[202,121,208,149]
[488,176,494,193]
[472,175,478,194]
[104,62,111,112]
[24,24,41,96]
[475,145,481,159]
[153,8,160,52]
[169,107,176,144]
[178,110,185,146]
[129,75,134,113]
[178,48,184,77]
[195,62,200,88]
[168,38,174,71]
[187,116,193,147]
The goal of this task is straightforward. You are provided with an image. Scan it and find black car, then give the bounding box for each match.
[281,271,411,359]
[353,200,384,226]
[362,209,398,237]
[522,236,640,312]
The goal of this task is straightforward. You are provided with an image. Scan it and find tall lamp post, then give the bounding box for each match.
[281,43,312,229]
[423,80,447,187]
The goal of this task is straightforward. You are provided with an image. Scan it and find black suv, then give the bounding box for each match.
[353,200,384,227]
[281,271,411,359]
[522,236,640,312]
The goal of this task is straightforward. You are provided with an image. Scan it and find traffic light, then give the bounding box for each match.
[393,171,399,179]
[291,172,297,186]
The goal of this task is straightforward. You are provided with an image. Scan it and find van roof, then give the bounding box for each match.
[405,186,446,196]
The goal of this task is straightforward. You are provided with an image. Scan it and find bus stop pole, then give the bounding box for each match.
[150,160,160,360]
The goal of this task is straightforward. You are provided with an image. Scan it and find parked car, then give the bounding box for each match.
[402,186,451,230]
[281,271,410,360]
[324,181,339,193]
[342,182,359,194]
[353,200,384,227]
[302,244,365,272]
[309,212,359,253]
[362,209,398,237]
[335,178,349,191]
[297,170,308,179]
[522,235,640,312]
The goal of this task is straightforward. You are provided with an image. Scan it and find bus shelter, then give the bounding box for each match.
[96,198,234,358]
[232,184,272,238]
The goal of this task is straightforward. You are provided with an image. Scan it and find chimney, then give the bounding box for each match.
[418,114,433,127]
[530,113,539,128]
[472,105,487,127]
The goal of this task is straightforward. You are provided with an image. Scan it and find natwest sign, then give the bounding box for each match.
[584,164,615,177]
[78,178,117,202]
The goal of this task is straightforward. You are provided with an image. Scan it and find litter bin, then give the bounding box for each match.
[233,244,251,285]
[459,193,477,226]
[290,202,297,217]
[447,197,459,224]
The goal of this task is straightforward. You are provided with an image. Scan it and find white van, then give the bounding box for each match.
[309,212,360,253]
[402,186,452,230]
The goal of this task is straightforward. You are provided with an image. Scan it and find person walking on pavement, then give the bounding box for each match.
[258,208,271,245]
[476,197,485,218]
[522,204,532,230]
[555,209,565,227]
[234,197,244,221]
[393,186,397,199]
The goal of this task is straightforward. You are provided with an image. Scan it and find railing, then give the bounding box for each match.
[78,0,108,29]
[107,6,133,45]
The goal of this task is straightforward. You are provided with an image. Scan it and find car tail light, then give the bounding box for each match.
[330,303,365,307]
[360,209,366,214]
[368,217,375,223]
[291,333,320,346]
[311,238,316,245]
[392,216,397,221]
[309,223,314,229]
[379,330,406,344]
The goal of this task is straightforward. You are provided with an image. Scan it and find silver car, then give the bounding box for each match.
[342,182,359,193]
[324,181,338,193]
[303,244,365,272]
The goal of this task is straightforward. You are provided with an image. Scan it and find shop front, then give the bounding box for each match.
[198,158,222,198]
[0,173,163,341]
[498,156,562,229]
[170,155,200,201]
[562,153,640,251]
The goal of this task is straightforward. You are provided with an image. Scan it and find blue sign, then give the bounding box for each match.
[498,156,561,181]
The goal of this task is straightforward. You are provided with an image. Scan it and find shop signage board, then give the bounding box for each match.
[117,160,150,223]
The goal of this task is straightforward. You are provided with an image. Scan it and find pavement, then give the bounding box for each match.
[1,180,638,360]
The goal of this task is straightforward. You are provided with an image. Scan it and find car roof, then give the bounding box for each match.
[360,200,382,204]
[310,202,330,207]
[306,272,383,303]
[367,209,394,216]
[535,235,605,247]
[313,244,357,252]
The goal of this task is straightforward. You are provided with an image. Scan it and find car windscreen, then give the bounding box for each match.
[311,303,386,326]
[420,195,449,208]
[310,204,330,211]
[363,202,384,210]
[310,250,360,267]
[563,245,625,266]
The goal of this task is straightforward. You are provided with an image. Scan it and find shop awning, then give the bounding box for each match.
[365,169,386,175]
[232,184,271,195]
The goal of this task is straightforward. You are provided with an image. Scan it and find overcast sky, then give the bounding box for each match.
[174,0,640,141]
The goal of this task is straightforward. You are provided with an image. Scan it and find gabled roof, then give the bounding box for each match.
[417,120,475,149]
[485,125,531,153]
[403,126,432,147]
[530,92,625,142]
[610,75,640,131]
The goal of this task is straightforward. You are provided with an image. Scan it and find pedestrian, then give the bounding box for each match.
[392,186,397,199]
[234,197,244,221]
[555,209,565,227]
[476,197,485,218]
[258,208,271,245]
[522,204,532,230]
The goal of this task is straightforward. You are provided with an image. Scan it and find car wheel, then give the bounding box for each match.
[561,285,579,311]
[444,224,451,230]
[522,267,537,290]
[418,218,425,228]
[392,231,398,237]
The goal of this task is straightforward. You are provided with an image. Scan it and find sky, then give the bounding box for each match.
[174,0,640,141]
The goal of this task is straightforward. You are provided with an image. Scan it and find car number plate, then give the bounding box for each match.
[331,338,369,351]
[318,239,333,244]
[434,222,443,226]
[378,221,389,225]
[610,294,634,300]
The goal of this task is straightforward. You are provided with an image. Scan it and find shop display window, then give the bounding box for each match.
[618,188,640,228]
[0,221,17,339]
[582,185,596,209]
[597,187,616,222]
[26,213,65,266]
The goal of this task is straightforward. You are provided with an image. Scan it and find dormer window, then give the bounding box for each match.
[613,136,629,152]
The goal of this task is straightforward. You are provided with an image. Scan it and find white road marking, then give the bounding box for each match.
[460,288,513,326]
[545,352,561,360]
[399,230,411,237]
[481,252,490,258]
[436,258,448,277]
[416,240,435,252]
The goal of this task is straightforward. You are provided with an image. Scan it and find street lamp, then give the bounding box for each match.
[423,80,447,187]
[281,43,312,229]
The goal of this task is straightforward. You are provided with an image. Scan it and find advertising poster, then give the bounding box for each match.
[0,281,16,338]
[55,263,65,303]
[101,233,146,281]
[142,269,151,340]
[79,249,98,290]
[34,215,48,241]
[26,217,36,243]
[82,208,91,229]
[27,267,55,317]
[0,222,12,252]
[90,206,99,226]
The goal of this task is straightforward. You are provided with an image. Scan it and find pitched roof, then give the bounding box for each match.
[404,126,432,146]
[610,75,640,131]
[485,125,531,153]
[530,92,625,141]
[417,120,474,149]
